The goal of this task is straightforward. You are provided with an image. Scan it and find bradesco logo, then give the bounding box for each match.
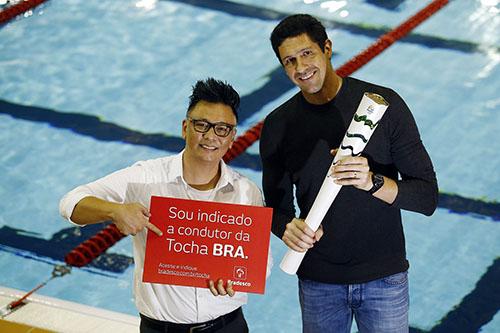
[233,266,247,280]
[231,266,252,287]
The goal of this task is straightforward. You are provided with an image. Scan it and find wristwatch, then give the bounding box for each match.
[368,173,384,194]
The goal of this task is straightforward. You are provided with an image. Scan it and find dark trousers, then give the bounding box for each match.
[139,307,248,333]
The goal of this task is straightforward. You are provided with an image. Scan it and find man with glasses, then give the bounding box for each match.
[60,78,271,332]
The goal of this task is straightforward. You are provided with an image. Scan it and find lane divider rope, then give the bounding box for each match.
[0,0,48,25]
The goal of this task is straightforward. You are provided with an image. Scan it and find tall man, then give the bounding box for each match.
[260,14,438,332]
[60,78,271,333]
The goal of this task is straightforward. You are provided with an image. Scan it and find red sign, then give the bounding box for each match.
[143,196,272,294]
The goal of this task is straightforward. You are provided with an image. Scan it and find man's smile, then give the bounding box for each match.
[200,144,218,151]
[297,69,316,81]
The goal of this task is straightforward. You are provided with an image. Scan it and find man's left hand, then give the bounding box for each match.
[330,155,372,191]
[208,279,235,297]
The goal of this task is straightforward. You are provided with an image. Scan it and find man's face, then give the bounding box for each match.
[182,101,237,164]
[278,33,332,95]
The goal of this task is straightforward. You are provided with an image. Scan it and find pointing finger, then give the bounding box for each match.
[146,222,163,236]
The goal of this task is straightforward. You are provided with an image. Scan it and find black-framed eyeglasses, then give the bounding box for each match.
[187,117,236,138]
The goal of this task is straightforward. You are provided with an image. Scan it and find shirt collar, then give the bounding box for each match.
[169,150,235,191]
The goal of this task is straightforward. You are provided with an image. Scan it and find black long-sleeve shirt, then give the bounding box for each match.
[260,77,438,284]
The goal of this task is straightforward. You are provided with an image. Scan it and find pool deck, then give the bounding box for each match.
[0,286,139,332]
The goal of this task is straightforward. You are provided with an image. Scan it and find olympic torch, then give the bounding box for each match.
[279,92,389,274]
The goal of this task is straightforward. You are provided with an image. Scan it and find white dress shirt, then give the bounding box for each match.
[59,151,272,323]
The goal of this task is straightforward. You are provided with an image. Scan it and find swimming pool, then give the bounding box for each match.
[0,0,498,331]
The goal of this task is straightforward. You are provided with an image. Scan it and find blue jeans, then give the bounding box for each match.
[299,271,409,333]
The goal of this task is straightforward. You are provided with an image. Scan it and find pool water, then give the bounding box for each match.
[0,0,498,332]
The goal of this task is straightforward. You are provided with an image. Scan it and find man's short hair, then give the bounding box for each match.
[270,14,328,63]
[187,78,240,121]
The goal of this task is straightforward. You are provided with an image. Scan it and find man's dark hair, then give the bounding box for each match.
[270,14,328,63]
[187,78,240,121]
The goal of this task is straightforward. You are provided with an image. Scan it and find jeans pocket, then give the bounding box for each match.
[299,279,330,298]
[382,271,408,286]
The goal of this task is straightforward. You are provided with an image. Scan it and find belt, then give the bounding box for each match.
[140,307,241,333]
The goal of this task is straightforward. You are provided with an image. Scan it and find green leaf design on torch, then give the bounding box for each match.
[353,114,379,130]
[345,132,368,143]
